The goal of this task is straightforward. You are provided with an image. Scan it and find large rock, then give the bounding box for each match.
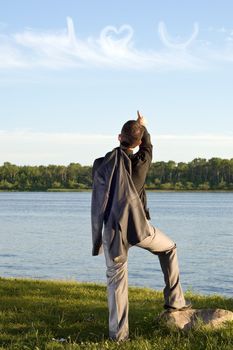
[159,309,233,330]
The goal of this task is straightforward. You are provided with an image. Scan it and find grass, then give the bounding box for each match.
[0,277,232,350]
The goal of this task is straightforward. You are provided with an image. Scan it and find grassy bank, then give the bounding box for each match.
[0,278,232,350]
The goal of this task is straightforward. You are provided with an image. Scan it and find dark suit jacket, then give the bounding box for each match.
[91,147,152,259]
[92,126,152,219]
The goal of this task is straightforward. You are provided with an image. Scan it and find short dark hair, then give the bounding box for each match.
[120,120,143,148]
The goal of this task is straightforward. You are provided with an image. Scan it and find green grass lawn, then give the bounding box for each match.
[0,277,232,350]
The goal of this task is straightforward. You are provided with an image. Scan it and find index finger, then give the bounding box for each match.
[137,110,141,119]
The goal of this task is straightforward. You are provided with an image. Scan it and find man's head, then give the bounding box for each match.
[118,120,143,149]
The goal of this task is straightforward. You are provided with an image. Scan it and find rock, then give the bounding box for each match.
[159,309,233,330]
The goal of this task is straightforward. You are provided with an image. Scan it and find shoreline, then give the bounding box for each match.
[1,189,233,193]
[1,275,232,299]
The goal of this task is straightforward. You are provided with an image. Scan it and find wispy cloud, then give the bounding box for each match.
[1,130,232,165]
[0,18,233,71]
[156,133,233,141]
[0,18,203,71]
[0,18,209,71]
[158,21,199,49]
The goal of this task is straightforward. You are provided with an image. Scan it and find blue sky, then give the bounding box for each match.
[1,0,233,165]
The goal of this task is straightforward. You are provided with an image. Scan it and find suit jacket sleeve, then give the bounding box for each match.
[91,149,119,256]
[91,158,105,255]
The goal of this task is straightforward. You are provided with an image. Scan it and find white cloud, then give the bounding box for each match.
[0,17,214,71]
[155,134,233,163]
[156,133,233,141]
[0,130,232,166]
[158,21,199,49]
[0,18,233,71]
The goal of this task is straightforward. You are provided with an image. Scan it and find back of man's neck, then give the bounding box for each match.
[120,145,133,155]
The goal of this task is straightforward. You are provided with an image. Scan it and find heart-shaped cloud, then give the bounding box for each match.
[99,25,133,53]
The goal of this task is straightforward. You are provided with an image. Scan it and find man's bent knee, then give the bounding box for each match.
[161,243,177,255]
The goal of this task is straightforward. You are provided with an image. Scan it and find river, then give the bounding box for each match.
[0,191,232,297]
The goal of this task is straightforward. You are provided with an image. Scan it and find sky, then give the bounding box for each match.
[0,0,233,166]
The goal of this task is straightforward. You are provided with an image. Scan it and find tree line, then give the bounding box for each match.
[0,158,233,191]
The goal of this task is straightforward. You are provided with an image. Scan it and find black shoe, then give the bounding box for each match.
[164,302,192,313]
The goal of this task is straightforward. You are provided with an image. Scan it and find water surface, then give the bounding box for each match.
[0,191,232,297]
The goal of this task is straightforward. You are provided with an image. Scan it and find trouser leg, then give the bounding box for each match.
[137,225,186,308]
[158,244,186,308]
[102,237,129,341]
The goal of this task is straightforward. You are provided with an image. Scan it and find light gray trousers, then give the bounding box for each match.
[102,224,186,341]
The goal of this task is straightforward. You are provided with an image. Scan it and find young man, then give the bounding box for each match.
[91,111,190,341]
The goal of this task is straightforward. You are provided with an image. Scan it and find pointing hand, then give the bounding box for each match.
[137,110,147,126]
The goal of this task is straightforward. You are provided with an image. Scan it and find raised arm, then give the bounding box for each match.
[137,110,153,162]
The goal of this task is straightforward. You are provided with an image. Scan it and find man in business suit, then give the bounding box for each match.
[91,111,190,341]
